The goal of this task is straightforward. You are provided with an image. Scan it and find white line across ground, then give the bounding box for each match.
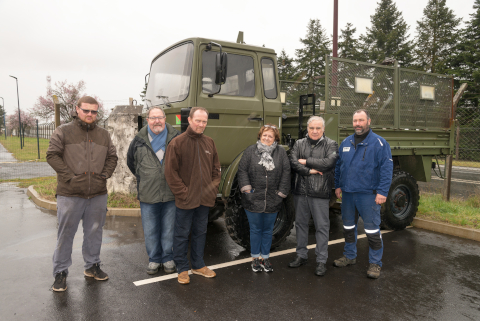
[133,229,400,286]
[431,176,480,185]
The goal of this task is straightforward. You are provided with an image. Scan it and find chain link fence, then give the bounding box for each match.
[280,80,325,117]
[455,107,480,162]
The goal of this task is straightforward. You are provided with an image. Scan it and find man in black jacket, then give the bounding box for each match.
[288,116,338,276]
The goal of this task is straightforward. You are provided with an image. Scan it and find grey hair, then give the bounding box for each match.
[147,107,165,118]
[307,116,325,128]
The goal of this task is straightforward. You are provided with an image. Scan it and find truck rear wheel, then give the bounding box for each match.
[225,178,295,250]
[381,171,419,230]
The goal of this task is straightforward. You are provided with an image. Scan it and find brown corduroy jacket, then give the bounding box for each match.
[46,117,118,199]
[164,126,221,209]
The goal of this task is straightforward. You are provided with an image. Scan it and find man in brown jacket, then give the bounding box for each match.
[47,96,117,292]
[165,107,221,285]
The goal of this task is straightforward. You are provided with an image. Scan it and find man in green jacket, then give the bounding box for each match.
[127,107,179,275]
[47,96,118,292]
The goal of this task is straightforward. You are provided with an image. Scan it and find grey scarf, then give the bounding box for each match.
[256,140,277,171]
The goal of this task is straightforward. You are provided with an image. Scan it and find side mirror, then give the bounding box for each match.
[215,52,227,85]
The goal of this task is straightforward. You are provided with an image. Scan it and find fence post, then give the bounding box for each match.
[53,95,61,128]
[442,155,453,201]
[455,123,460,160]
[36,119,40,160]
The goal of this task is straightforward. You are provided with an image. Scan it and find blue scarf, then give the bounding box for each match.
[147,125,168,163]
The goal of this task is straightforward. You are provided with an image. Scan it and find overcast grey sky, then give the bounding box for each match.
[0,0,475,118]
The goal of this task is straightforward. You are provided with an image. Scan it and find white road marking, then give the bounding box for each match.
[133,228,402,286]
[431,176,480,185]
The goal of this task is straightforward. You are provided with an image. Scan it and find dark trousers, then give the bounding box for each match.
[173,205,209,273]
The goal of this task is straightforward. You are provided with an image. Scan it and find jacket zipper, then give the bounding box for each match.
[87,126,91,198]
[362,146,367,161]
[197,141,202,202]
[263,167,267,212]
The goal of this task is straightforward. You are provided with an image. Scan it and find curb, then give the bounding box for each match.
[26,185,141,217]
[412,218,480,242]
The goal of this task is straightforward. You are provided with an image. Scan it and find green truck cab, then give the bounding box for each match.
[144,36,454,250]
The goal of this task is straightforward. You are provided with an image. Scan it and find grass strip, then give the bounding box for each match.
[0,136,50,162]
[0,176,140,208]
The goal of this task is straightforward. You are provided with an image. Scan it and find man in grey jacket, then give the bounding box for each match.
[127,107,179,275]
[288,116,338,276]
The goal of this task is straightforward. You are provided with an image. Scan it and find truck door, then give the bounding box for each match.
[197,45,264,165]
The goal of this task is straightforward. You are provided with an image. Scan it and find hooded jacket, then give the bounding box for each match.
[126,123,179,204]
[46,117,118,199]
[164,126,221,209]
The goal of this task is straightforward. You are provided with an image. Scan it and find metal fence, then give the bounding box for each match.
[455,107,480,162]
[280,80,325,116]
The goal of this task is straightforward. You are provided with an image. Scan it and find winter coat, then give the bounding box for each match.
[126,123,179,204]
[334,130,393,197]
[164,126,221,209]
[237,143,291,213]
[46,117,118,199]
[290,135,338,199]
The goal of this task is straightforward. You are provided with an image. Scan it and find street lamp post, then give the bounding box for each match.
[0,97,5,139]
[9,75,22,149]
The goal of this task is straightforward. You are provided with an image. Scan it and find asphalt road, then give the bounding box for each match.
[1,185,479,321]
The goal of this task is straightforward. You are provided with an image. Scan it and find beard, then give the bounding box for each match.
[354,126,369,135]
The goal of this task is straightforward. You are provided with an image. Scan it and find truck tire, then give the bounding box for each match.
[225,178,295,250]
[381,171,419,230]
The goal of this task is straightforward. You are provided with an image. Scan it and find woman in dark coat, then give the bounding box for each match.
[237,124,290,272]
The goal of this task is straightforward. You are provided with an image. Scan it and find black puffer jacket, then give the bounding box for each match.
[290,135,338,199]
[237,144,290,213]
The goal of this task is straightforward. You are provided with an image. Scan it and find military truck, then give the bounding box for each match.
[143,35,454,250]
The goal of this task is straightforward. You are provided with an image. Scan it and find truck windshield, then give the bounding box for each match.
[145,42,194,107]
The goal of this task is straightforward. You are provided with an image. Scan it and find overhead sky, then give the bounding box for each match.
[0,0,475,118]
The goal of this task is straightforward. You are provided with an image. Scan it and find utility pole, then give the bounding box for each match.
[9,76,22,149]
[333,0,338,58]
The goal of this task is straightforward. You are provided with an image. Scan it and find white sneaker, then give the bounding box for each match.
[163,260,176,274]
[147,262,162,275]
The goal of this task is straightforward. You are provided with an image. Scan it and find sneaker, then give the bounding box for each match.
[178,271,190,284]
[147,262,162,275]
[251,258,262,272]
[52,271,67,292]
[84,263,109,281]
[192,266,216,278]
[163,260,176,274]
[260,258,273,272]
[367,263,381,279]
[333,256,357,268]
[315,262,327,276]
[289,256,308,268]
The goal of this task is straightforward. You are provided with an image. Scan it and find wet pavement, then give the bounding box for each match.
[1,185,480,321]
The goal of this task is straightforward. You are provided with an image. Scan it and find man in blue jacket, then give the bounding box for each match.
[334,109,393,279]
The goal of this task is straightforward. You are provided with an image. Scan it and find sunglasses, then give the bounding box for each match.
[264,124,277,129]
[79,107,98,115]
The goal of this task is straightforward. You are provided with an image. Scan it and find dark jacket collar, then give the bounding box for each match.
[186,125,203,139]
[75,117,96,131]
[137,122,178,148]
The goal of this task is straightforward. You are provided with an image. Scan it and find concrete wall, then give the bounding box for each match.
[106,105,143,195]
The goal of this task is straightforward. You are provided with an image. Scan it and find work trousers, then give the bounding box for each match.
[294,196,330,263]
[341,192,383,266]
[52,194,107,276]
[173,205,209,273]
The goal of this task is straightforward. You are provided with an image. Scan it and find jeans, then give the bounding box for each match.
[173,206,209,273]
[294,196,330,263]
[341,192,383,266]
[245,210,278,259]
[52,194,107,276]
[140,201,176,264]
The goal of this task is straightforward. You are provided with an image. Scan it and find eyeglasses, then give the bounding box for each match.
[147,116,166,121]
[79,108,98,115]
[264,125,277,129]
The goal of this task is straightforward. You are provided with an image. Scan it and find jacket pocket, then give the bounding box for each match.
[69,174,88,195]
[90,173,107,195]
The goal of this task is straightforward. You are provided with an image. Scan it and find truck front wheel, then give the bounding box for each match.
[381,170,419,230]
[225,178,295,250]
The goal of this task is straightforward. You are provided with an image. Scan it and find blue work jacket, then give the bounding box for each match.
[334,130,393,197]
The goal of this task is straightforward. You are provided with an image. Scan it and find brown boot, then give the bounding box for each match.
[178,271,190,284]
[192,266,216,278]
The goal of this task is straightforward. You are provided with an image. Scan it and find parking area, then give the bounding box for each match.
[1,185,479,321]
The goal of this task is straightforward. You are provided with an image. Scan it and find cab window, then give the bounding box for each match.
[261,58,277,99]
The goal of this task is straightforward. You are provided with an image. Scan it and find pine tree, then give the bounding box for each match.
[449,0,480,108]
[414,0,461,73]
[140,82,147,102]
[277,49,296,81]
[361,0,413,66]
[338,23,363,61]
[295,19,331,82]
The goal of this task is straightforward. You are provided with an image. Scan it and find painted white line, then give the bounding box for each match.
[133,228,401,287]
[431,177,480,185]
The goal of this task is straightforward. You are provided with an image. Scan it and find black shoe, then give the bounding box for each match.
[260,258,273,272]
[251,258,262,272]
[52,271,67,292]
[289,256,308,268]
[315,262,327,276]
[84,263,109,281]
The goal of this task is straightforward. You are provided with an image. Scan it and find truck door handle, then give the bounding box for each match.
[248,117,263,121]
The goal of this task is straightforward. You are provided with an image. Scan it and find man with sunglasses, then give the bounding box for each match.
[127,107,179,275]
[47,96,117,292]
